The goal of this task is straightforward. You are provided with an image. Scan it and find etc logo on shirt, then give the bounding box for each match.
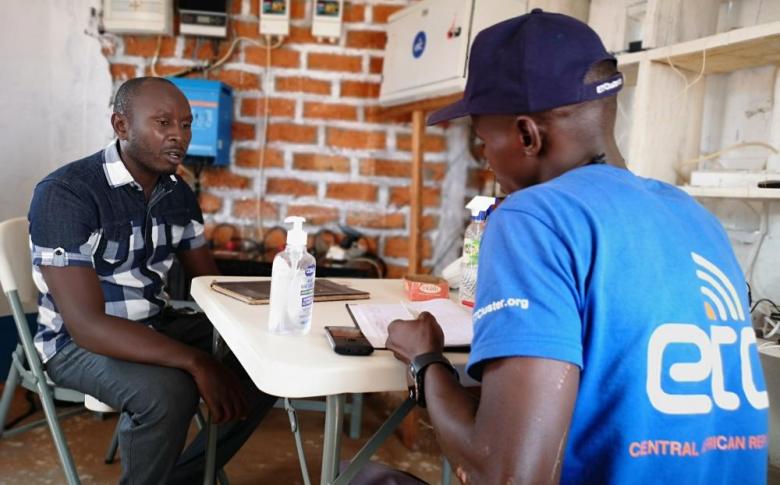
[646,252,768,415]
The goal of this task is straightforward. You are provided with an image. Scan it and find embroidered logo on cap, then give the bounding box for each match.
[596,77,623,94]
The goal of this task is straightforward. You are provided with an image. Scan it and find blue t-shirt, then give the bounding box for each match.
[467,165,769,484]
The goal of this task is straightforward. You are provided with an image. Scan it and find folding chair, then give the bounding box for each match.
[0,218,231,485]
[0,217,83,484]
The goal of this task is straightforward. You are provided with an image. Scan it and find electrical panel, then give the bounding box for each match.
[260,0,291,36]
[169,78,233,166]
[312,0,344,40]
[102,0,173,35]
[379,0,527,107]
[179,0,228,38]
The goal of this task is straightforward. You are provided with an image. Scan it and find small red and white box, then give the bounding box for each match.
[403,274,449,301]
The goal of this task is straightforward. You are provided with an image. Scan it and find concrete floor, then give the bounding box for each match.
[0,387,444,484]
[5,384,780,485]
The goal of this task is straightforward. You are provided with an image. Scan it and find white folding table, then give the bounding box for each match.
[190,276,471,484]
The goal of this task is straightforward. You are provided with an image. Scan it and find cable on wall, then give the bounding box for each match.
[150,35,284,78]
[255,34,277,245]
[677,141,780,172]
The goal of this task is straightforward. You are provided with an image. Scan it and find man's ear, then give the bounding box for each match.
[111,112,129,141]
[515,116,542,156]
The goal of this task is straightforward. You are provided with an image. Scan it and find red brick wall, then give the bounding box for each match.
[102,0,451,277]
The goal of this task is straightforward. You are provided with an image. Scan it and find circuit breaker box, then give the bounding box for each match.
[169,78,232,166]
[102,0,173,35]
[379,0,527,107]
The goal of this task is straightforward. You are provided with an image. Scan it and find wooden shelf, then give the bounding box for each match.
[681,185,780,199]
[617,20,780,75]
[377,92,463,121]
[617,50,646,67]
[617,57,640,86]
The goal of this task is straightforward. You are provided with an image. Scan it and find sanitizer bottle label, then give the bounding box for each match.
[299,264,316,327]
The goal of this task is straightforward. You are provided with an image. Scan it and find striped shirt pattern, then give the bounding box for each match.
[29,141,205,362]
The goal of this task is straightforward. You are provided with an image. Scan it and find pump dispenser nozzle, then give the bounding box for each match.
[284,216,308,247]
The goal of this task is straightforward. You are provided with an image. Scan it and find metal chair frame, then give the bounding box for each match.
[0,218,229,484]
[0,217,82,484]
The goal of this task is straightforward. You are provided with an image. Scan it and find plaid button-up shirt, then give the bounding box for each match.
[28,141,206,362]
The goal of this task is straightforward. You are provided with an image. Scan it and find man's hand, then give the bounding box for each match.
[385,311,445,364]
[188,352,249,425]
[43,265,247,425]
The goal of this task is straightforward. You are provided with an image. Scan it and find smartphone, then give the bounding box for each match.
[324,326,374,356]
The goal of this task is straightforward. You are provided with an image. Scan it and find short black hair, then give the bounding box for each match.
[583,60,618,85]
[113,77,177,118]
[531,60,620,127]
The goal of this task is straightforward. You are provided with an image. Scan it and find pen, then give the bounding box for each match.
[400,300,421,319]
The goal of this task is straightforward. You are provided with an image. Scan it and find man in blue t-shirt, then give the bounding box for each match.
[386,10,769,484]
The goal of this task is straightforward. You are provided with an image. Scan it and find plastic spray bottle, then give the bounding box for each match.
[459,196,496,307]
[268,216,317,335]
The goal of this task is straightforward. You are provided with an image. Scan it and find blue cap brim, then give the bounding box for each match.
[427,98,470,126]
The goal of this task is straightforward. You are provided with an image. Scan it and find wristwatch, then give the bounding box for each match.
[408,352,459,408]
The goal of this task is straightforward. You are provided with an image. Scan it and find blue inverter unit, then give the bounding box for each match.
[169,78,232,166]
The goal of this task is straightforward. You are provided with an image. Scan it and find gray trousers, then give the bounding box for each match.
[46,308,278,485]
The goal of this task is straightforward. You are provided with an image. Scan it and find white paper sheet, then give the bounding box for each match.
[347,298,472,349]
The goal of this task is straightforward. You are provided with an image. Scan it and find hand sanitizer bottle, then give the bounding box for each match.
[268,217,317,334]
[459,196,496,307]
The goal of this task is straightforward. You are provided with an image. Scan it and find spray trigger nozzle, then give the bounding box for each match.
[465,196,496,220]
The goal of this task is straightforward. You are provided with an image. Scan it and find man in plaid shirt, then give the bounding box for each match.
[28,77,277,484]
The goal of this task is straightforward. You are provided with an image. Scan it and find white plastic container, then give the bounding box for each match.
[268,217,317,335]
[459,196,495,307]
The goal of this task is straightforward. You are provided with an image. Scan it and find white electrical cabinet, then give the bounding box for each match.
[312,0,344,39]
[379,0,527,107]
[259,0,291,36]
[102,0,173,35]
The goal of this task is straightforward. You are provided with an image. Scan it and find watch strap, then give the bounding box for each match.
[409,352,459,408]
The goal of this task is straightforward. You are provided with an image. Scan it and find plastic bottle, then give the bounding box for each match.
[459,196,496,307]
[268,216,317,335]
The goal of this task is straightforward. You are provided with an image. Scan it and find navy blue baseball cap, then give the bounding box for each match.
[427,9,623,125]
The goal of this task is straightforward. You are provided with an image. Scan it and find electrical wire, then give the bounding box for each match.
[256,35,274,244]
[763,314,780,339]
[665,47,707,97]
[664,47,706,181]
[150,35,284,78]
[750,297,780,314]
[678,141,780,170]
[755,0,766,26]
[669,46,779,180]
[745,202,769,286]
[148,28,286,248]
[758,341,780,351]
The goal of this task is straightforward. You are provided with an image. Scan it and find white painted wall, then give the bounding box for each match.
[0,0,113,223]
[0,0,113,314]
[699,65,780,307]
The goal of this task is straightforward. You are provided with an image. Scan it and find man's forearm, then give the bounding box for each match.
[387,312,579,484]
[423,364,487,481]
[66,314,205,374]
[426,358,579,484]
